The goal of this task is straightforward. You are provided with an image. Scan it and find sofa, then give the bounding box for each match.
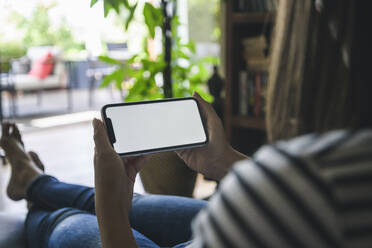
[2,46,70,116]
[9,46,67,91]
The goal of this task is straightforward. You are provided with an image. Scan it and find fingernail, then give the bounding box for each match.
[193,91,200,98]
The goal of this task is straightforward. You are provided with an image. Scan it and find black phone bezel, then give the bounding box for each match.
[101,97,209,157]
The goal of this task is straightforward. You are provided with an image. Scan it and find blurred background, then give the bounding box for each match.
[0,0,277,214]
[0,0,221,212]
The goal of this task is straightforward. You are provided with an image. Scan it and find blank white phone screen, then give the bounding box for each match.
[105,99,207,154]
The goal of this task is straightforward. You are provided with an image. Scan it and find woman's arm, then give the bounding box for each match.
[93,119,148,248]
[94,194,136,248]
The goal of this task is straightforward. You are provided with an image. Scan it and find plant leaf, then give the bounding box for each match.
[111,1,120,14]
[143,3,163,38]
[100,71,116,88]
[113,68,125,88]
[123,0,130,9]
[103,2,111,17]
[184,41,196,54]
[100,68,125,88]
[125,3,137,30]
[90,0,98,8]
[98,55,122,65]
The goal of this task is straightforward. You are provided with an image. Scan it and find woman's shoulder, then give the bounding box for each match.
[193,132,351,248]
[231,128,372,184]
[230,128,372,214]
[230,128,372,207]
[201,129,372,248]
[269,128,372,160]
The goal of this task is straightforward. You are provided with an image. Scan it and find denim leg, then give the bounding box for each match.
[172,240,194,248]
[130,194,207,247]
[27,175,95,213]
[26,207,160,248]
[25,206,91,248]
[26,175,207,247]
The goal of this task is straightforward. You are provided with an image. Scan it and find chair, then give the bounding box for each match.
[5,46,70,116]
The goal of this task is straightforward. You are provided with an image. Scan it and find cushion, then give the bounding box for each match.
[29,52,54,80]
[0,212,27,248]
[13,74,61,91]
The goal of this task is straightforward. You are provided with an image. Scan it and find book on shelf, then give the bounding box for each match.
[239,34,270,118]
[254,72,262,117]
[238,70,268,118]
[242,35,271,71]
[235,0,278,13]
[239,71,249,116]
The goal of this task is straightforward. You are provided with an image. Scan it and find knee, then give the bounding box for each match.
[48,212,101,248]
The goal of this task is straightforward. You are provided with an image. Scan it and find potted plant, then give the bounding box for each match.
[91,0,217,197]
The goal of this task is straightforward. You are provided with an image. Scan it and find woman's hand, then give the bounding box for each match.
[93,118,148,248]
[176,92,248,181]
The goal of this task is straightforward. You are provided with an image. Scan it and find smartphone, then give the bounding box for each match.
[101,97,208,156]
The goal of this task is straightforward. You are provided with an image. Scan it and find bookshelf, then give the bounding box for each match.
[223,0,276,155]
[231,116,266,130]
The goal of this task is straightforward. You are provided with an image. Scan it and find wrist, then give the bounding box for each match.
[99,217,137,248]
[96,199,136,248]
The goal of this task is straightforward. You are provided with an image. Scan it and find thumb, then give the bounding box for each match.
[92,118,113,152]
[193,91,215,119]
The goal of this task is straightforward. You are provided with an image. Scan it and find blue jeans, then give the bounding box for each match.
[25,175,207,248]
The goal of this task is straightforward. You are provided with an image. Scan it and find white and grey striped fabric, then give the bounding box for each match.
[189,129,372,248]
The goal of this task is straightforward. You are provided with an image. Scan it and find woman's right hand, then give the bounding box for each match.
[176,92,248,181]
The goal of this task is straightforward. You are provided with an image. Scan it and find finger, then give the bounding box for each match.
[121,154,149,165]
[94,147,98,167]
[193,92,216,119]
[92,118,113,152]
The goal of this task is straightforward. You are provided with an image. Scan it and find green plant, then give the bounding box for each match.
[0,41,27,72]
[91,0,217,102]
[10,3,84,53]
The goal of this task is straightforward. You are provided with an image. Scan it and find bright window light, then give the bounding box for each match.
[30,111,100,128]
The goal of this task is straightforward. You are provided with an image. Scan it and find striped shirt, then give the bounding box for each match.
[189,129,372,248]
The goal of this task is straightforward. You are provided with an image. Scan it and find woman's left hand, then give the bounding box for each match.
[93,118,149,212]
[92,118,148,248]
